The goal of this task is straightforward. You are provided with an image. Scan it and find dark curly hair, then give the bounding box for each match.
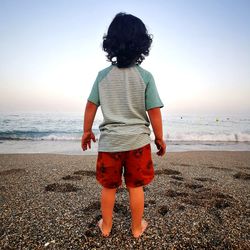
[102,13,153,68]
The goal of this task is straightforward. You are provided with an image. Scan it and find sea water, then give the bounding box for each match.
[0,112,250,154]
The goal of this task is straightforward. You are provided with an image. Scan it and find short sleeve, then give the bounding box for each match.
[88,73,100,106]
[145,73,164,110]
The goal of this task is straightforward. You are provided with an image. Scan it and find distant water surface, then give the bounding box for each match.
[0,112,250,154]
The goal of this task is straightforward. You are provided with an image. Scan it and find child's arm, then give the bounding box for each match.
[147,107,166,156]
[81,101,98,151]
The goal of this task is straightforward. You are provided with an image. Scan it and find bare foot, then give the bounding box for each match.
[132,219,148,238]
[98,219,111,237]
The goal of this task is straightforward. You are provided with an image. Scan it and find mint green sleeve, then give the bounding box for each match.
[145,73,164,110]
[88,73,100,106]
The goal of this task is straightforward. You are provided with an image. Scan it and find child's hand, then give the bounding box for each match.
[155,138,166,156]
[81,131,96,151]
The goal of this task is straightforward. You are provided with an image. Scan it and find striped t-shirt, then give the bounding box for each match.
[88,64,163,152]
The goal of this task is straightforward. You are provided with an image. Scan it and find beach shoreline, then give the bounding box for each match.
[1,139,250,155]
[0,151,249,249]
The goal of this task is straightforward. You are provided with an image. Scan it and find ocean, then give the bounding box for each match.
[0,112,250,154]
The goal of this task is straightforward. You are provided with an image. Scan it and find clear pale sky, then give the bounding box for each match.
[0,0,249,115]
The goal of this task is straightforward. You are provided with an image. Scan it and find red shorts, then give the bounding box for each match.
[96,144,154,189]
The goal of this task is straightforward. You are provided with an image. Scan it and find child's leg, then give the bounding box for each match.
[96,151,123,236]
[127,186,147,238]
[100,187,117,236]
[124,144,154,237]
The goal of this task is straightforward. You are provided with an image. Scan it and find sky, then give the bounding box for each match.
[0,0,250,116]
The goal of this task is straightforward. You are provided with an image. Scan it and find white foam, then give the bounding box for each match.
[166,132,250,142]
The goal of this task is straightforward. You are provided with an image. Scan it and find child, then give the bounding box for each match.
[81,12,166,238]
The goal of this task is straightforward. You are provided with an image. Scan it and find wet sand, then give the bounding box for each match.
[0,151,249,249]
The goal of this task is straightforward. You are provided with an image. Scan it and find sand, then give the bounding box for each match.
[0,151,249,249]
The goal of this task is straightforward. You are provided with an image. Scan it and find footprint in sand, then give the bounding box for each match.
[73,170,95,177]
[82,201,100,213]
[62,175,82,181]
[159,187,234,216]
[170,162,192,167]
[165,189,189,198]
[208,207,224,224]
[0,168,26,176]
[155,169,182,175]
[170,175,184,181]
[184,182,204,190]
[0,185,7,191]
[194,190,233,201]
[239,166,250,170]
[177,204,186,210]
[211,198,231,209]
[194,177,216,182]
[169,180,183,186]
[197,221,210,234]
[147,199,156,205]
[233,172,250,180]
[44,183,79,192]
[85,214,102,237]
[181,188,233,210]
[158,205,169,216]
[145,199,158,208]
[181,197,202,206]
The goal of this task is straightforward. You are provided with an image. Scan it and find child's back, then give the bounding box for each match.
[82,12,166,238]
[88,65,163,152]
